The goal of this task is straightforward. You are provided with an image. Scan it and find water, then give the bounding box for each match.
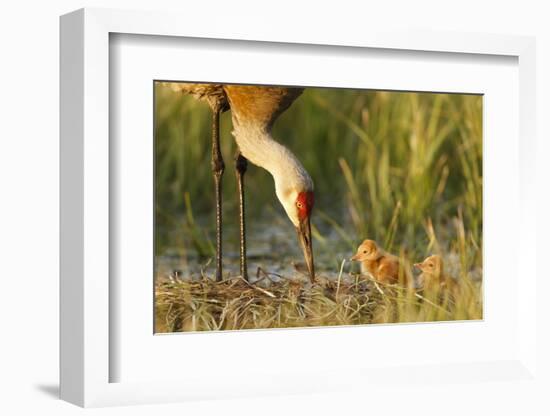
[155,212,355,284]
[155,212,482,286]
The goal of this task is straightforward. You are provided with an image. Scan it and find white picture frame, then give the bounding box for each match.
[60,7,537,408]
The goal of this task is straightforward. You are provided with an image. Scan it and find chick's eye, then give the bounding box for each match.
[428,263,433,268]
[363,250,367,254]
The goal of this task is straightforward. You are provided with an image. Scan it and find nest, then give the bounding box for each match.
[155,269,483,333]
[155,274,383,332]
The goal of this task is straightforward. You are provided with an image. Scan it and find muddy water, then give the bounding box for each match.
[155,213,355,284]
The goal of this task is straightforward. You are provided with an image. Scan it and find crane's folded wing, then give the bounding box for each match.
[224,85,303,130]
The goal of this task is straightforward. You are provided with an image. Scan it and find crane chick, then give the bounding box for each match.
[414,255,458,294]
[351,240,409,286]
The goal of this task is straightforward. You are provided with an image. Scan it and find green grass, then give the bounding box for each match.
[154,83,483,331]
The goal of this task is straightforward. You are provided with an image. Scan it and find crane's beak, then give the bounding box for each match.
[297,217,315,283]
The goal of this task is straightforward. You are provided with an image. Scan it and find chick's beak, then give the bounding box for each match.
[297,216,315,283]
[414,263,422,270]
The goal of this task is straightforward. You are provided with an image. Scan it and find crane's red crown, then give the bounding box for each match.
[296,191,314,220]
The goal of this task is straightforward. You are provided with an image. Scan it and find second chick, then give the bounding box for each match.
[414,254,459,295]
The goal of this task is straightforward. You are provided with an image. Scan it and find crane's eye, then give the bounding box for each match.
[296,201,303,209]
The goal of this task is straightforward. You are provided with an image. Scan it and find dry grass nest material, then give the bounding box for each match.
[155,272,481,333]
[155,274,382,332]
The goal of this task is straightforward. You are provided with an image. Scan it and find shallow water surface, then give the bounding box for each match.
[155,213,353,284]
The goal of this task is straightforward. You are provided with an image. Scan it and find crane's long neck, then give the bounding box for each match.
[231,123,313,192]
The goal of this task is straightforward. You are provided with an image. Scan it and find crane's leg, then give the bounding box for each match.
[211,104,225,282]
[235,151,248,281]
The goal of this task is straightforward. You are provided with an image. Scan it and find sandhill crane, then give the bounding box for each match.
[166,83,315,283]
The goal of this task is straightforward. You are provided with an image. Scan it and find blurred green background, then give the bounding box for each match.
[154,83,482,276]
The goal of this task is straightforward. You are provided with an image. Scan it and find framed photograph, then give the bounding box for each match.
[60,8,537,407]
[152,81,483,334]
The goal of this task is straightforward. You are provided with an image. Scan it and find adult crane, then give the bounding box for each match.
[167,83,315,283]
